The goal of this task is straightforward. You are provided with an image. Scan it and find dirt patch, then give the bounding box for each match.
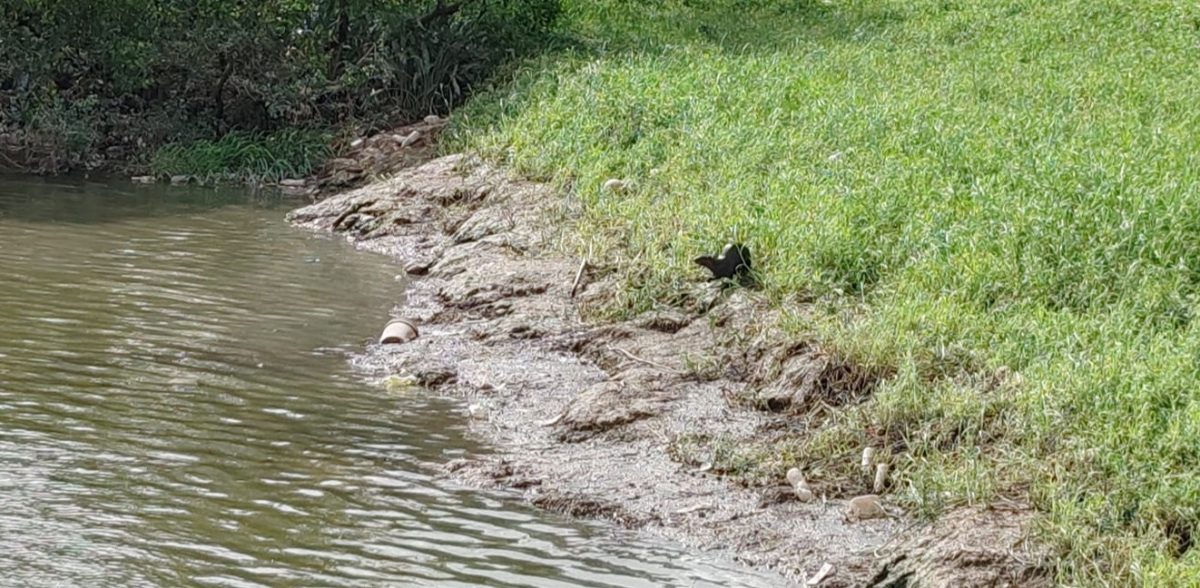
[748,345,884,413]
[866,505,1051,587]
[314,118,447,193]
[289,155,1051,587]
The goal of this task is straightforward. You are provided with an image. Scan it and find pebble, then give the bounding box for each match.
[845,494,887,521]
[400,130,422,148]
[794,484,815,502]
[861,447,876,472]
[404,260,431,276]
[873,463,890,493]
[786,467,805,487]
[785,467,815,502]
[602,178,627,193]
[350,137,365,148]
[806,562,835,586]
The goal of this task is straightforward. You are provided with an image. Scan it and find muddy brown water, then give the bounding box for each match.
[0,178,791,588]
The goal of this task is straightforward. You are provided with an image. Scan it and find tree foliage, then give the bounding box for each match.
[0,0,561,171]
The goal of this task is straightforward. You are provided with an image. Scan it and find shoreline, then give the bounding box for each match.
[287,154,1049,587]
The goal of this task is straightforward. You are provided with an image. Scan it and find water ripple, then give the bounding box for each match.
[0,180,789,587]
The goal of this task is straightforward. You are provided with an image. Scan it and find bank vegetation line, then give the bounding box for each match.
[439,0,1200,584]
[0,0,560,177]
[290,154,1049,587]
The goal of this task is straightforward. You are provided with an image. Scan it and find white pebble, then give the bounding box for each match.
[786,467,806,487]
[400,130,422,148]
[861,447,876,471]
[873,463,890,493]
[602,178,627,193]
[794,484,816,502]
[845,494,887,521]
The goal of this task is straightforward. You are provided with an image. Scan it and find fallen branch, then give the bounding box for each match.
[569,259,588,298]
[606,344,688,376]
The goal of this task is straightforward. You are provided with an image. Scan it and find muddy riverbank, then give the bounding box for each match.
[288,155,1051,587]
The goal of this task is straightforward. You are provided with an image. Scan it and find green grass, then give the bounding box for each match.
[448,0,1200,584]
[149,129,332,184]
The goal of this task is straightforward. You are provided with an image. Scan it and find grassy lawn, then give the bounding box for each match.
[449,0,1200,584]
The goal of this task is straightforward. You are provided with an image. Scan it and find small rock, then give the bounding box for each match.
[404,260,431,276]
[131,175,156,184]
[873,463,890,493]
[845,494,887,521]
[350,137,365,148]
[400,130,422,148]
[169,175,191,185]
[786,467,806,487]
[861,447,876,472]
[806,562,835,586]
[279,178,307,187]
[602,178,628,193]
[794,484,816,502]
[423,114,442,125]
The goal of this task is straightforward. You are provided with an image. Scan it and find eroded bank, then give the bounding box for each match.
[289,155,1050,587]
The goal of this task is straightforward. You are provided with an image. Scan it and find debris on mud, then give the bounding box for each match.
[866,505,1052,588]
[289,155,1051,586]
[311,117,448,194]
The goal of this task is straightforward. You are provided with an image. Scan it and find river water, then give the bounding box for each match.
[0,178,786,588]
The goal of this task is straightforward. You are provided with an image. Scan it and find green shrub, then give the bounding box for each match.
[0,0,562,171]
[149,130,332,184]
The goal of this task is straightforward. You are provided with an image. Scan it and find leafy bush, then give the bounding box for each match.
[0,0,562,173]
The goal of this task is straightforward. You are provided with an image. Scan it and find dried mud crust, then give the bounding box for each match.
[288,155,1051,587]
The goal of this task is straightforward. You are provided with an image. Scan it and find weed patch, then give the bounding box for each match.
[451,0,1200,582]
[149,130,332,184]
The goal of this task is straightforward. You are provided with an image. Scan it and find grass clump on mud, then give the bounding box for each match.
[449,0,1200,583]
[149,130,332,184]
